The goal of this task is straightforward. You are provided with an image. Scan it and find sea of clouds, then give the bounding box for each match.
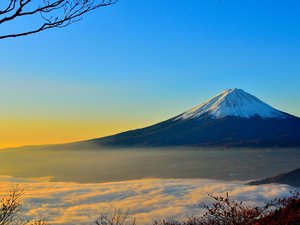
[0,176,295,225]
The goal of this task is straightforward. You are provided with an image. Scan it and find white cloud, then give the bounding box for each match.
[0,176,294,225]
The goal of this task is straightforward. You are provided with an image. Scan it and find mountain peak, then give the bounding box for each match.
[222,88,246,95]
[226,87,240,92]
[176,88,288,120]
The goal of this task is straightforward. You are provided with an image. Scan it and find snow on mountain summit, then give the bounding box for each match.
[176,88,288,120]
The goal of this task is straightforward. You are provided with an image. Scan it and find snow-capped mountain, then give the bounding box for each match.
[176,88,288,120]
[84,88,300,148]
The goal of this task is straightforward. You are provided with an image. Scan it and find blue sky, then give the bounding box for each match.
[1,0,300,147]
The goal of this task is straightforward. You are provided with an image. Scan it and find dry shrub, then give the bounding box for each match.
[155,192,300,225]
[0,186,49,225]
[95,209,136,225]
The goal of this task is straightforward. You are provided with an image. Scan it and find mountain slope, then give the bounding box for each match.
[247,168,300,187]
[84,88,300,148]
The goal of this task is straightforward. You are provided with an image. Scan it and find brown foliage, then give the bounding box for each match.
[155,192,300,225]
[255,192,300,225]
[198,192,269,225]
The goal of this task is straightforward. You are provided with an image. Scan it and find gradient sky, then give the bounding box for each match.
[1,0,300,148]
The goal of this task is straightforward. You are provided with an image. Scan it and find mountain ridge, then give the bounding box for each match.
[83,89,300,148]
[247,168,300,187]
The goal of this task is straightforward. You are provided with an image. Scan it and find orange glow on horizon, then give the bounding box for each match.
[0,118,153,149]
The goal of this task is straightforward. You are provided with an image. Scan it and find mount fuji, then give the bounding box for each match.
[84,88,300,148]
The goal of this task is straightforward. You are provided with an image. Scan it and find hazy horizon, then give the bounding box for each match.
[1,147,299,183]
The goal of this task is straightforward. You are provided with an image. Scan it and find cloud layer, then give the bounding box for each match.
[0,176,294,225]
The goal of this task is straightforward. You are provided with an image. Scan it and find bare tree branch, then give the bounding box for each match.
[95,209,136,225]
[0,0,117,39]
[0,185,24,225]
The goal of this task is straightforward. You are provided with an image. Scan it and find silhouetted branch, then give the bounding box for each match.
[95,209,136,225]
[0,0,117,39]
[0,185,24,225]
